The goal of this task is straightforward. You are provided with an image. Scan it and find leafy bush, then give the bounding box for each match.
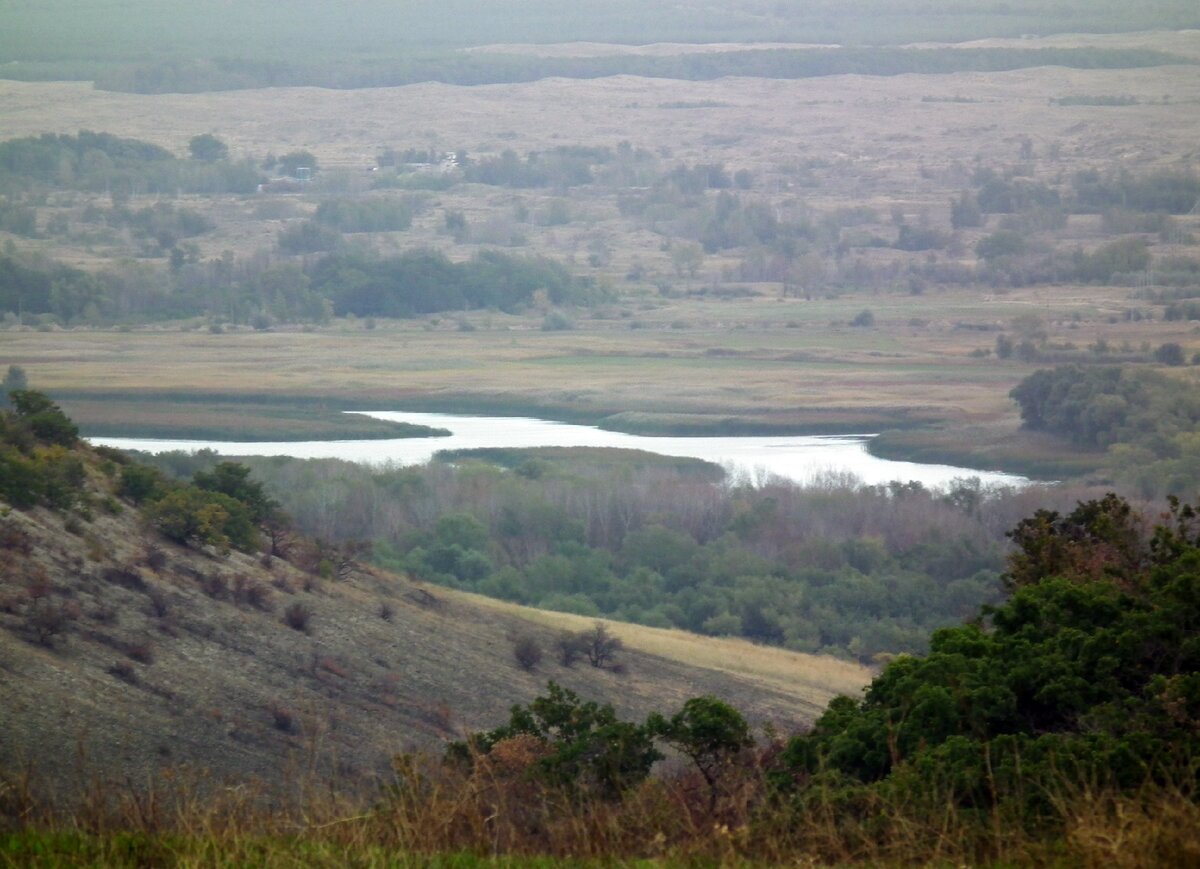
[148,487,257,552]
[775,495,1200,826]
[1155,342,1187,366]
[118,464,166,504]
[450,682,661,799]
[9,391,78,446]
[510,633,543,671]
[0,391,86,510]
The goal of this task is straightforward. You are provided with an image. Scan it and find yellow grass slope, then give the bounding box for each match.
[450,587,870,712]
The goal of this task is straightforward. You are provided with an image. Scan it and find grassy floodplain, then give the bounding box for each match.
[1,29,1198,473]
[9,274,1190,475]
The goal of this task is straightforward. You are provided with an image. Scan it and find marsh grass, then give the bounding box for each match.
[57,396,448,442]
[870,423,1108,480]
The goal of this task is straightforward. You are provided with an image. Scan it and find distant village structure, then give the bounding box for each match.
[258,151,460,193]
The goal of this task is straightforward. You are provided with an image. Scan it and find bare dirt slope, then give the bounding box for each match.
[0,446,868,795]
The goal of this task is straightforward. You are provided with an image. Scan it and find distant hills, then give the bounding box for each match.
[1,1,1197,91]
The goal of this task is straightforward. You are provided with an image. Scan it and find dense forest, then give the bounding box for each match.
[133,444,1081,662]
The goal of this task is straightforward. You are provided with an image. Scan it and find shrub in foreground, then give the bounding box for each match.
[774,494,1200,832]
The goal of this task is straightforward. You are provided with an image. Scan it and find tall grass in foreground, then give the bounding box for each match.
[3,754,1197,867]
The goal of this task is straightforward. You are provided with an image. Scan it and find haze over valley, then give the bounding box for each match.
[2,3,1200,865]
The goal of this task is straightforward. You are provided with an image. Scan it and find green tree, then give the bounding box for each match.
[1004,492,1142,589]
[0,448,43,508]
[452,682,661,799]
[188,133,229,162]
[150,487,258,553]
[649,696,753,811]
[192,461,278,523]
[1155,342,1186,366]
[775,495,1200,826]
[9,390,78,446]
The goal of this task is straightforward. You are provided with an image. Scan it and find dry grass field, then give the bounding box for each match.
[445,588,869,709]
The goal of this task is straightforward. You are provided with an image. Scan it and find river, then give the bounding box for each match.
[90,410,1028,489]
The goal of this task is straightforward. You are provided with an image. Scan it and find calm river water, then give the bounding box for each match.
[90,410,1027,489]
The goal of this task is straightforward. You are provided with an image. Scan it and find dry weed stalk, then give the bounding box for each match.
[2,757,1198,866]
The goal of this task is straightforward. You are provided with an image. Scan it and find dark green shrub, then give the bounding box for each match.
[119,464,165,504]
[9,390,78,446]
[774,495,1200,827]
[648,696,752,810]
[450,682,661,799]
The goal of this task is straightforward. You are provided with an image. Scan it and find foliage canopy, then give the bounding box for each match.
[776,494,1200,823]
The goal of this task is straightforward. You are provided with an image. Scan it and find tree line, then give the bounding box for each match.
[1011,364,1200,498]
[0,131,262,197]
[88,46,1186,94]
[0,245,599,327]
